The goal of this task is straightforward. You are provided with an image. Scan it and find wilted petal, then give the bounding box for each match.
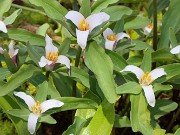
[45,35,58,56]
[28,113,39,134]
[41,99,64,113]
[105,40,116,50]
[116,32,130,41]
[14,92,35,110]
[65,11,85,27]
[170,45,180,54]
[76,29,89,50]
[0,20,7,33]
[57,55,70,69]
[0,47,4,54]
[121,65,144,80]
[142,85,155,107]
[150,68,166,81]
[103,28,113,38]
[8,41,18,58]
[39,56,52,67]
[86,12,110,32]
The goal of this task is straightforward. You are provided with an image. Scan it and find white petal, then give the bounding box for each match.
[103,28,113,38]
[45,35,58,56]
[41,99,64,113]
[8,41,16,58]
[150,68,166,81]
[0,47,4,54]
[121,65,144,80]
[170,45,180,54]
[116,32,130,41]
[76,29,89,50]
[86,12,110,32]
[0,20,7,33]
[105,39,116,51]
[144,27,152,35]
[38,56,52,67]
[57,55,70,69]
[28,113,39,134]
[65,11,85,27]
[14,92,35,110]
[142,85,155,107]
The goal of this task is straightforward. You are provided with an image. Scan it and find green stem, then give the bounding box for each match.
[11,3,46,16]
[72,46,82,96]
[153,0,157,51]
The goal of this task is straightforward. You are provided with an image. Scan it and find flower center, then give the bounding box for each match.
[47,52,58,62]
[139,72,153,86]
[147,23,153,29]
[107,34,117,41]
[79,19,90,31]
[31,101,42,115]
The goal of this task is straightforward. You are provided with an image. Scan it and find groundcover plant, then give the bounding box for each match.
[0,0,179,135]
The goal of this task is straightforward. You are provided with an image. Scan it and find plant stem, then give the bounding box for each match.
[153,0,157,51]
[72,46,82,96]
[12,3,46,16]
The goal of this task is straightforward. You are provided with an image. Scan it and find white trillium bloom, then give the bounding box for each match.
[14,92,64,134]
[103,28,130,50]
[121,65,166,107]
[65,11,110,50]
[144,23,153,35]
[39,35,70,70]
[0,20,7,33]
[170,45,180,54]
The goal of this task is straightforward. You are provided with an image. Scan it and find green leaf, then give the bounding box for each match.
[169,27,178,48]
[116,82,141,95]
[153,83,173,92]
[106,50,127,71]
[7,109,30,121]
[130,40,153,51]
[130,93,153,135]
[0,68,11,80]
[124,16,149,30]
[85,41,118,103]
[91,0,119,13]
[35,81,49,102]
[114,115,131,128]
[79,0,91,18]
[7,28,45,46]
[174,128,180,135]
[102,6,132,21]
[59,38,71,55]
[141,49,152,72]
[48,76,61,98]
[39,115,57,124]
[3,9,22,25]
[152,129,166,135]
[0,65,39,96]
[36,23,50,36]
[29,0,67,20]
[150,99,178,119]
[0,0,12,17]
[80,100,115,135]
[158,0,180,49]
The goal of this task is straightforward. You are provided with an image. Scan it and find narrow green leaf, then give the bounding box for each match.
[35,81,49,102]
[36,23,50,36]
[174,128,180,135]
[7,109,30,121]
[153,83,173,92]
[114,115,131,128]
[0,0,12,17]
[39,115,57,124]
[169,27,178,48]
[59,38,71,55]
[141,49,152,72]
[85,41,118,103]
[79,0,91,18]
[0,68,11,80]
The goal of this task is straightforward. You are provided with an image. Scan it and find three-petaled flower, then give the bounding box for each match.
[170,45,180,55]
[103,28,130,50]
[0,20,7,33]
[14,92,64,134]
[121,65,166,107]
[65,11,110,50]
[39,35,70,71]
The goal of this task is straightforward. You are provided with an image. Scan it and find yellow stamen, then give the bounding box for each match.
[139,72,153,86]
[147,23,153,29]
[31,101,42,115]
[79,19,90,31]
[107,34,117,41]
[47,52,58,62]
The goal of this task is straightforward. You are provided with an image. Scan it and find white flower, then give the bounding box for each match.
[144,23,153,35]
[103,28,130,50]
[170,45,180,54]
[0,20,7,33]
[65,11,110,50]
[0,46,4,54]
[8,40,19,59]
[121,65,166,107]
[14,92,64,134]
[39,35,70,70]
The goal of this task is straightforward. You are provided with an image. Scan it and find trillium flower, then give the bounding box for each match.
[0,20,7,33]
[103,28,130,50]
[121,65,166,107]
[14,92,64,134]
[65,11,110,50]
[39,35,70,71]
[144,23,153,35]
[170,45,180,54]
